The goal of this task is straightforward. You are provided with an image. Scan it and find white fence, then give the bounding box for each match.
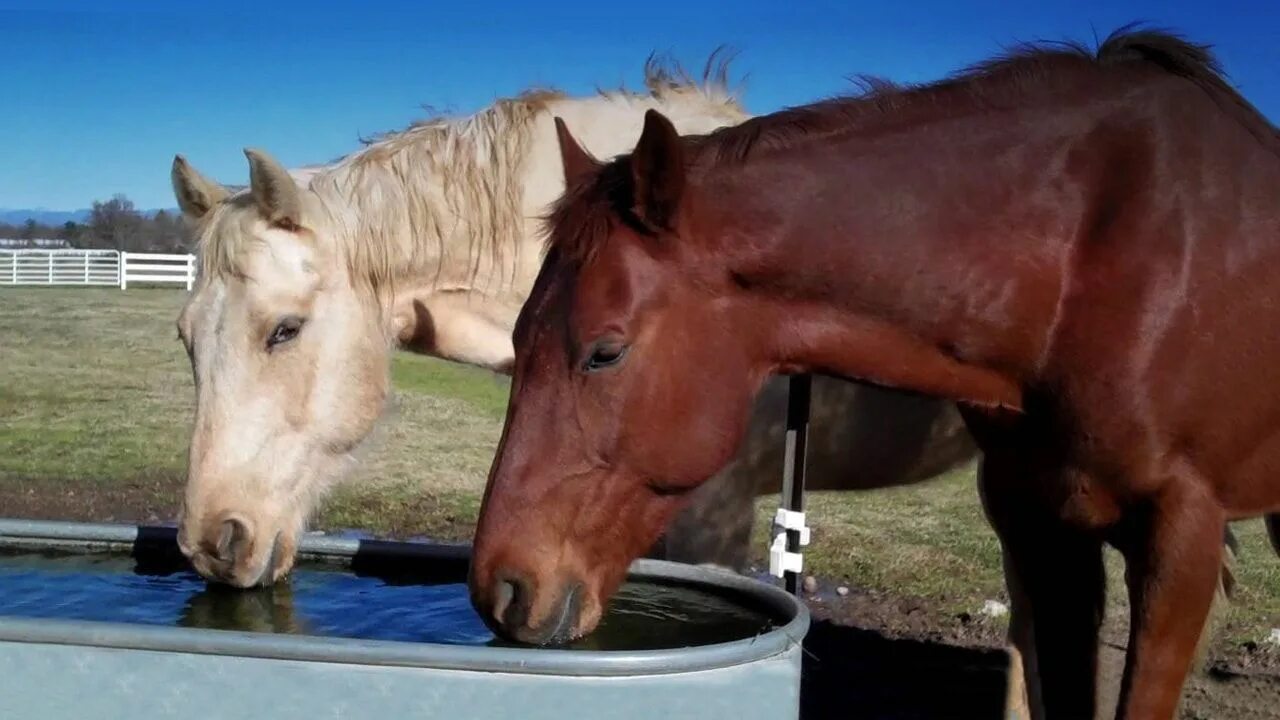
[0,249,195,291]
[118,252,195,291]
[0,249,121,287]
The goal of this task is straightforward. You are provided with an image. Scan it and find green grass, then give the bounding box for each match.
[0,288,192,484]
[0,287,507,530]
[0,287,1276,651]
[786,469,1005,598]
[750,475,1279,646]
[391,353,510,421]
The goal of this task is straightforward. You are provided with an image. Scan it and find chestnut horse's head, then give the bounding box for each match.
[470,111,774,644]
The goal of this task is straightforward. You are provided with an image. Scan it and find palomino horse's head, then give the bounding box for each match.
[172,151,391,587]
[470,112,773,644]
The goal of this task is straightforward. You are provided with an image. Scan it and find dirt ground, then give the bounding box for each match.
[796,577,1280,719]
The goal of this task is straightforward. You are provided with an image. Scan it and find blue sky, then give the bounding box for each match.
[1,0,1276,210]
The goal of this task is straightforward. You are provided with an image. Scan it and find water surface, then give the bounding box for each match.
[0,550,775,651]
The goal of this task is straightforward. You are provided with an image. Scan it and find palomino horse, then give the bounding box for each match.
[469,29,1280,720]
[170,53,983,587]
[170,56,749,587]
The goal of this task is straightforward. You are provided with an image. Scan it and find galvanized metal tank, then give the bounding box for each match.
[0,520,808,720]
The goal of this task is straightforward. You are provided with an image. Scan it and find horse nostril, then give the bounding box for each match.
[176,526,195,558]
[494,575,530,631]
[214,517,251,564]
[493,579,515,623]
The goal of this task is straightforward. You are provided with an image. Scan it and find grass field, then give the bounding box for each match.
[1,287,1276,652]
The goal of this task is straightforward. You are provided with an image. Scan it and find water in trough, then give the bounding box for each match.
[0,548,775,650]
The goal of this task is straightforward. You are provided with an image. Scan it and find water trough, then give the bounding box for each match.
[0,519,808,719]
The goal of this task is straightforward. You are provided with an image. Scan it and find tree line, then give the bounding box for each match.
[0,195,194,253]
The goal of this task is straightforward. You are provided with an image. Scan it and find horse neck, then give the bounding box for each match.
[308,116,546,308]
[305,89,747,315]
[702,117,1081,412]
[303,90,748,363]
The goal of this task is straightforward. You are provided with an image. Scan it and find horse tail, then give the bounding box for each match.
[1220,526,1239,599]
[1219,516,1279,604]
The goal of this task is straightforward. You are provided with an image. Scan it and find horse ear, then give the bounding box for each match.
[171,155,230,221]
[630,109,686,231]
[554,117,600,186]
[243,148,302,229]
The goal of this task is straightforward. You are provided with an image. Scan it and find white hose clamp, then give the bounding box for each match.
[767,508,811,578]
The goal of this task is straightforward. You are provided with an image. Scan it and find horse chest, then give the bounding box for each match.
[968,407,1128,532]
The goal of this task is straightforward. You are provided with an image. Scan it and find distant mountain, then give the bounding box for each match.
[0,208,90,225]
[0,208,179,225]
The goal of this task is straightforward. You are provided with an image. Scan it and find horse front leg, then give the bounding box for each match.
[978,457,1106,720]
[1114,467,1224,720]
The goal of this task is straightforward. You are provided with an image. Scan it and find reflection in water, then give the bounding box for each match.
[180,582,309,635]
[0,551,775,651]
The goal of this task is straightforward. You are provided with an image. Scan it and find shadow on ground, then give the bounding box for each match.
[800,617,1280,719]
[801,619,1011,719]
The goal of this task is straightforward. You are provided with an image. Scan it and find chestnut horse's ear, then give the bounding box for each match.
[554,117,600,186]
[630,109,686,232]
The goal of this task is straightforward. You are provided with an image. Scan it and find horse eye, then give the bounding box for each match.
[267,316,305,350]
[583,341,628,372]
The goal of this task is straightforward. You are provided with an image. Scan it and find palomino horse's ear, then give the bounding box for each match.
[554,117,600,186]
[630,109,686,232]
[243,148,303,229]
[171,155,230,221]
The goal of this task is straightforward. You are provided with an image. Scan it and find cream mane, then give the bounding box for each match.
[195,51,743,297]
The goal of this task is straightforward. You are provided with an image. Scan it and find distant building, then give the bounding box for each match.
[0,238,72,249]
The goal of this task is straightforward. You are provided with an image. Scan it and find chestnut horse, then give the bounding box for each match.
[469,29,1280,720]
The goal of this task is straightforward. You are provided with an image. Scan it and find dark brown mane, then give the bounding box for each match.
[707,25,1275,164]
[545,25,1277,267]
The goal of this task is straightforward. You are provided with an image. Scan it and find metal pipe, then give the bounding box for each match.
[780,374,811,595]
